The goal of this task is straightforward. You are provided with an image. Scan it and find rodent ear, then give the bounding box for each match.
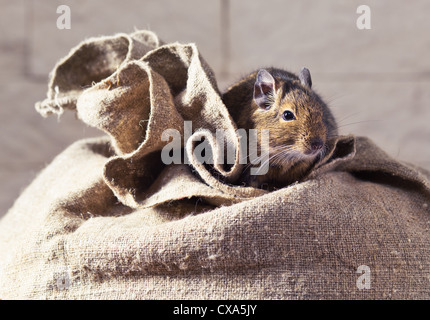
[253,69,275,109]
[299,67,312,88]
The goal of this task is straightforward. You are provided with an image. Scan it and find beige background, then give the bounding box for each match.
[1,0,430,217]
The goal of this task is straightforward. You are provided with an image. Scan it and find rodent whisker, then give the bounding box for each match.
[255,147,296,175]
[335,112,361,125]
[246,144,296,165]
[271,151,290,167]
[272,149,299,168]
[254,156,273,175]
[245,144,298,175]
[336,119,380,130]
[269,146,301,167]
[271,144,296,150]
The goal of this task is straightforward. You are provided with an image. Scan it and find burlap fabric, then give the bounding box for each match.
[0,30,429,299]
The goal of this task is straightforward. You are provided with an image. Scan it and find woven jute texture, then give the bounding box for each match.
[0,30,429,299]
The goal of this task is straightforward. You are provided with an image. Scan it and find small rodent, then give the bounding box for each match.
[222,67,338,189]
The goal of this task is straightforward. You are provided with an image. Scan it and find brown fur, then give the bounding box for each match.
[222,68,338,189]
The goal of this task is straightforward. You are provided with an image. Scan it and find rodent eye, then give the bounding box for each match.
[282,110,296,121]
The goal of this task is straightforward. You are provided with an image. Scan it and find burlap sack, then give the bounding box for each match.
[0,30,429,299]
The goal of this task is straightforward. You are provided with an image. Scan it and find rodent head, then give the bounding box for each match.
[251,68,337,165]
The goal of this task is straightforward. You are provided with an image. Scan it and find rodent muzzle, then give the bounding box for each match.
[305,137,324,155]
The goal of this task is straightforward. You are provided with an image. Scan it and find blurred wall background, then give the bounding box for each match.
[1,0,430,217]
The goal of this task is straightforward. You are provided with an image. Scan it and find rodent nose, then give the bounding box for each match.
[310,138,324,152]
